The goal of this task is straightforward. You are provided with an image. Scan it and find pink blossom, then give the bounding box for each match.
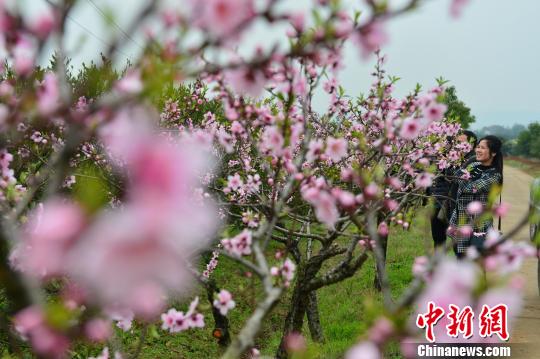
[438,158,449,170]
[493,202,510,217]
[418,158,430,167]
[63,175,76,189]
[423,102,447,122]
[213,289,236,315]
[323,77,338,94]
[415,172,434,189]
[384,199,399,212]
[187,311,205,329]
[99,106,153,162]
[68,118,217,316]
[225,67,266,97]
[450,0,470,18]
[466,201,483,215]
[399,118,421,140]
[368,317,394,344]
[221,229,253,256]
[260,126,284,157]
[377,222,389,237]
[66,202,213,317]
[89,347,122,359]
[37,72,60,115]
[325,137,348,162]
[107,309,134,332]
[289,12,305,33]
[230,121,244,135]
[334,11,354,38]
[281,258,296,283]
[412,256,429,279]
[30,326,70,358]
[485,241,536,275]
[312,191,339,229]
[364,183,380,199]
[460,169,471,180]
[224,103,239,120]
[191,0,255,37]
[341,168,354,182]
[337,190,356,209]
[14,306,70,358]
[101,108,215,205]
[14,199,85,278]
[227,173,244,191]
[346,341,380,359]
[85,319,113,342]
[284,332,306,353]
[307,139,324,162]
[115,70,143,95]
[161,298,204,333]
[387,177,403,190]
[270,266,280,276]
[217,128,235,153]
[400,338,417,359]
[250,348,261,358]
[484,228,502,248]
[28,11,56,39]
[161,309,188,332]
[13,306,44,339]
[89,347,109,359]
[354,21,388,59]
[129,282,166,319]
[13,36,35,76]
[458,225,473,238]
[0,82,14,97]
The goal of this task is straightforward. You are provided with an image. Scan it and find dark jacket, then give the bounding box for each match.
[448,161,502,254]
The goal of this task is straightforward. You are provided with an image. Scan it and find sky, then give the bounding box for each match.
[19,0,540,130]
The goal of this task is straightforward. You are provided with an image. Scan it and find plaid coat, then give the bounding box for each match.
[448,162,502,253]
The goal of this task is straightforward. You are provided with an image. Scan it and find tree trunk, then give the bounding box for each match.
[373,231,388,291]
[306,290,324,342]
[276,277,309,359]
[206,279,231,347]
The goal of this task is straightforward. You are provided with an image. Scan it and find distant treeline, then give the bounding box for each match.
[476,123,540,159]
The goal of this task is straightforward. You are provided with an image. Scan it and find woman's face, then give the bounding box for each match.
[475,140,493,163]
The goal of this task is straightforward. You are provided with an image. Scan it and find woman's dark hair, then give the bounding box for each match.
[478,135,503,184]
[462,130,478,147]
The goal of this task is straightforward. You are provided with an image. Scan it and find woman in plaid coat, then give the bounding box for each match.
[448,135,503,258]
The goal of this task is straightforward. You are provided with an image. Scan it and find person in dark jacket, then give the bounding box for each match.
[448,135,503,258]
[430,130,477,248]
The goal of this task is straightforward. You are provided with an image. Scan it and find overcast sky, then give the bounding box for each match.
[22,0,540,130]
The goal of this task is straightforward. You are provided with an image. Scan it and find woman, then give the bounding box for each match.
[448,135,503,258]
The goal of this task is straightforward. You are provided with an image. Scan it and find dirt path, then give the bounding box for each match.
[502,165,540,358]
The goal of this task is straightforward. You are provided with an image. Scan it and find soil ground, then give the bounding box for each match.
[502,165,540,358]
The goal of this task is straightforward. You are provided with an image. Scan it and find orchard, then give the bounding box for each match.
[0,0,539,358]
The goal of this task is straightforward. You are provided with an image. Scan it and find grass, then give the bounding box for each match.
[1,211,434,359]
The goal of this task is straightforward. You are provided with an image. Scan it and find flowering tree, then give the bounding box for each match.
[1,0,538,358]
